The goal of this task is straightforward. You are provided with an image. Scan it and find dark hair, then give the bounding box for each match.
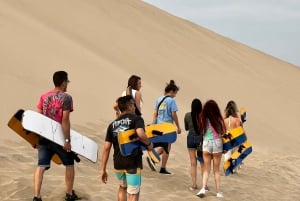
[117,95,134,112]
[200,100,226,135]
[191,98,202,134]
[127,75,141,90]
[53,71,69,87]
[165,80,179,93]
[224,100,238,118]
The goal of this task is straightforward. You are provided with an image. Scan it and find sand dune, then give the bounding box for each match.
[1,0,300,200]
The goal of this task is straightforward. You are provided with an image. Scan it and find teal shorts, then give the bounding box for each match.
[115,168,141,194]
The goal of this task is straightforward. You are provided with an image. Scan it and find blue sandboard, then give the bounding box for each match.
[222,126,247,152]
[118,122,177,156]
[223,141,252,176]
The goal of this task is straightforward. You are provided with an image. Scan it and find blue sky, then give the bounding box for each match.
[143,0,300,67]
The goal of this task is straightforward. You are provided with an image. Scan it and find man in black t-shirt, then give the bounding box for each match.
[100,95,153,201]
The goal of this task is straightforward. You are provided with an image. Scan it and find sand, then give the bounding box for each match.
[1,0,300,200]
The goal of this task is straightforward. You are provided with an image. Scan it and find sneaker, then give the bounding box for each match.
[33,197,42,201]
[216,192,224,198]
[159,168,172,175]
[196,188,206,198]
[146,156,156,171]
[65,190,81,201]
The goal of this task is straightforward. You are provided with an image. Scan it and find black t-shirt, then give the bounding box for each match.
[105,113,145,170]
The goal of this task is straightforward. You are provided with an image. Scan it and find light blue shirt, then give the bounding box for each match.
[154,96,178,123]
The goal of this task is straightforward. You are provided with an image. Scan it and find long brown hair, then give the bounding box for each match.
[199,100,226,135]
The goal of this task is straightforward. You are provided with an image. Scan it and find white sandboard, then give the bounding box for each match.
[22,110,98,163]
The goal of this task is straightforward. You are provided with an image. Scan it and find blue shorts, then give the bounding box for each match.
[202,138,223,154]
[38,139,74,168]
[115,168,141,194]
[187,133,201,149]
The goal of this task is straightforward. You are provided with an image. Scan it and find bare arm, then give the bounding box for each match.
[136,128,153,150]
[171,111,181,134]
[62,110,71,152]
[100,141,112,184]
[152,110,158,124]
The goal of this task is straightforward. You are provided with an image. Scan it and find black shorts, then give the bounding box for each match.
[187,134,201,149]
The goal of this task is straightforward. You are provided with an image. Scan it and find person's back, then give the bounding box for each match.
[38,90,73,123]
[33,71,78,201]
[184,98,204,191]
[114,75,143,117]
[223,100,243,168]
[101,95,153,201]
[224,116,241,131]
[196,99,225,198]
[152,80,181,175]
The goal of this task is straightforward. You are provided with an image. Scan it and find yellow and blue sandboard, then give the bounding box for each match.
[223,141,252,175]
[222,126,247,152]
[118,122,177,158]
[240,107,247,123]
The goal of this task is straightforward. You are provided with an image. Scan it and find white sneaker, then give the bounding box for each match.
[216,192,224,198]
[196,188,206,198]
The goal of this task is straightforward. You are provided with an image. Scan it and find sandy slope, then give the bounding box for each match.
[1,0,300,200]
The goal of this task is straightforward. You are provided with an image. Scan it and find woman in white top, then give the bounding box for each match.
[114,75,143,117]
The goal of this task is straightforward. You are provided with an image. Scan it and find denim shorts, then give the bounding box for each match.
[115,168,141,194]
[187,134,201,149]
[202,138,223,154]
[38,138,74,168]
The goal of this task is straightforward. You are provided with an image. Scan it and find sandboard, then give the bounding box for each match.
[118,122,177,156]
[222,126,247,152]
[196,149,204,163]
[240,107,247,123]
[223,141,252,176]
[147,149,161,163]
[7,109,62,164]
[22,110,98,163]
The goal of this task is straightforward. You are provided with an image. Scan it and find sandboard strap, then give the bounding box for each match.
[237,144,246,153]
[152,130,163,135]
[223,132,233,140]
[128,130,163,141]
[228,158,236,174]
[129,133,138,140]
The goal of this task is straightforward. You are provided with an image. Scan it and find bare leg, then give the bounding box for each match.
[128,192,140,201]
[199,162,209,190]
[34,166,46,198]
[160,144,171,168]
[65,165,75,195]
[118,186,127,201]
[202,152,212,189]
[188,148,198,188]
[212,153,222,193]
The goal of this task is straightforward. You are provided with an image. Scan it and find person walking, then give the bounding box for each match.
[223,100,243,172]
[101,95,153,201]
[196,100,226,198]
[184,98,205,191]
[151,80,181,174]
[33,71,79,201]
[114,75,143,117]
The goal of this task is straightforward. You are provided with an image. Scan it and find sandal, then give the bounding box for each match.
[189,186,198,191]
